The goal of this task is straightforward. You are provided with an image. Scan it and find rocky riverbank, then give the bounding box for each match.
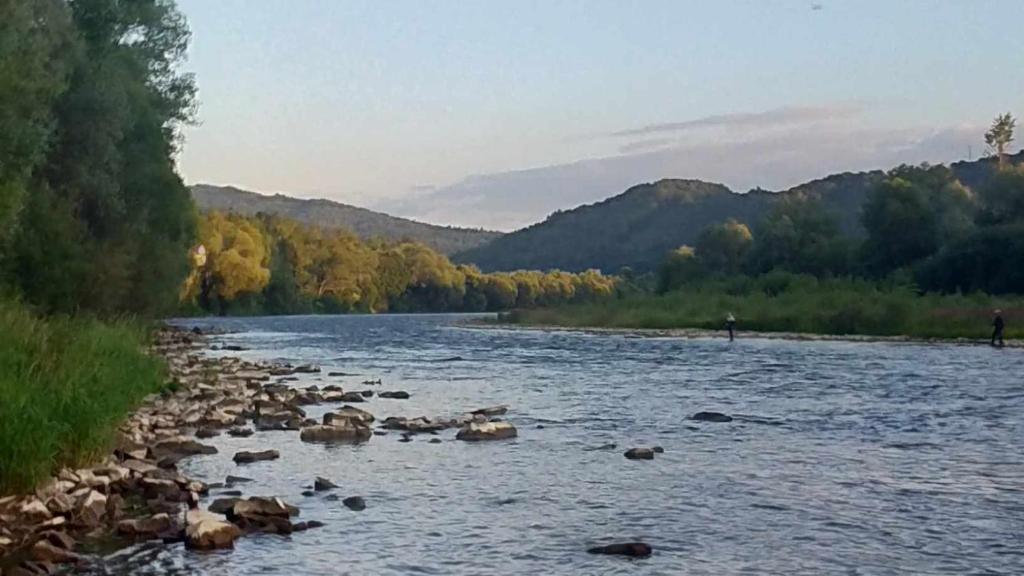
[0,327,517,575]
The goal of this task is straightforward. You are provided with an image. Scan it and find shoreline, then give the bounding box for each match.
[0,326,515,574]
[477,321,1023,348]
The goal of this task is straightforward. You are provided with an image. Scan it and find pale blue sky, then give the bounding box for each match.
[176,0,1024,229]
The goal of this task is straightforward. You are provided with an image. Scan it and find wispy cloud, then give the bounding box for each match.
[609,105,863,138]
[618,137,676,154]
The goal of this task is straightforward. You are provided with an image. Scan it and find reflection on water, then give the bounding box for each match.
[80,314,1024,575]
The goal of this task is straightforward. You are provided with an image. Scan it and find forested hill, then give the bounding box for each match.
[453,154,1019,273]
[191,184,502,255]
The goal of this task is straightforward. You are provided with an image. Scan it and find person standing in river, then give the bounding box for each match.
[725,312,736,342]
[991,310,1005,348]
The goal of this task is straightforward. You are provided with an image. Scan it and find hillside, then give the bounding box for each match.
[191,184,502,255]
[453,154,1017,273]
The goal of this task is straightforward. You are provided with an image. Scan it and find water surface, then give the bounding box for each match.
[90,314,1024,575]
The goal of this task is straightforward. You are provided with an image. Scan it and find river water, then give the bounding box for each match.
[91,314,1022,575]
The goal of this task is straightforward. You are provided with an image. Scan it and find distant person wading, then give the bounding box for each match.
[725,313,736,342]
[991,310,1005,348]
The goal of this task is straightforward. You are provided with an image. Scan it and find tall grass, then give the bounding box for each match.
[0,299,166,493]
[504,274,1024,340]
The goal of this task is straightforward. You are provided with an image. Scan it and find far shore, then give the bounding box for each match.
[476,321,1022,349]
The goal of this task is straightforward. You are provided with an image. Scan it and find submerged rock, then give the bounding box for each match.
[471,405,509,417]
[623,448,655,460]
[587,542,653,557]
[232,450,280,464]
[227,427,254,438]
[378,391,410,399]
[342,496,366,511]
[691,411,733,423]
[456,422,518,442]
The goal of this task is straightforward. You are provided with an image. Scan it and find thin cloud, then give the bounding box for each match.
[609,104,863,138]
[618,137,676,154]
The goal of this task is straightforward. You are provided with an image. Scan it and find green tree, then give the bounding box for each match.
[985,112,1016,166]
[657,246,701,292]
[748,195,849,276]
[860,164,974,276]
[695,219,753,275]
[977,164,1024,225]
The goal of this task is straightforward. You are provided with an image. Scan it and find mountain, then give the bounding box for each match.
[191,184,502,255]
[453,154,1017,273]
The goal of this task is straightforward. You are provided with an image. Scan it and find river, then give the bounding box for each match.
[87,313,1023,575]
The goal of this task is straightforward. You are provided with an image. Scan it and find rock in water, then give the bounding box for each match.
[117,514,173,538]
[314,477,338,491]
[185,510,242,550]
[299,423,371,443]
[232,450,280,464]
[378,390,410,399]
[691,411,733,423]
[342,496,366,511]
[652,446,665,453]
[455,422,518,441]
[623,448,655,460]
[471,405,509,417]
[587,542,653,557]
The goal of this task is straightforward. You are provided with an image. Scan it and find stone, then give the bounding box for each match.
[323,405,375,426]
[471,405,509,417]
[30,540,80,564]
[208,498,242,515]
[224,475,253,486]
[378,391,410,399]
[587,542,653,557]
[78,491,107,526]
[153,438,217,458]
[314,477,337,491]
[429,438,442,444]
[342,496,366,511]
[227,427,254,438]
[292,520,325,531]
[456,422,518,442]
[195,428,220,439]
[232,450,280,464]
[122,459,158,475]
[117,513,172,538]
[230,497,298,518]
[139,478,183,501]
[624,448,655,460]
[338,392,366,403]
[20,499,52,522]
[44,493,74,516]
[691,411,733,423]
[652,446,665,454]
[299,423,371,443]
[184,509,242,550]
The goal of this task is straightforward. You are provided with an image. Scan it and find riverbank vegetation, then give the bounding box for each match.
[180,212,617,315]
[0,300,166,493]
[507,116,1024,339]
[0,0,196,491]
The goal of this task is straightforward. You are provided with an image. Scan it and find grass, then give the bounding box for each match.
[502,274,1024,341]
[0,299,167,494]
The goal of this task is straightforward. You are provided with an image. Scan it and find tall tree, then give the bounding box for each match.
[985,113,1016,166]
[695,219,753,275]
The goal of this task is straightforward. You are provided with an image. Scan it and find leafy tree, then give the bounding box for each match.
[860,164,974,276]
[197,213,270,310]
[657,246,701,292]
[695,219,753,275]
[985,113,1016,166]
[748,195,850,276]
[977,164,1024,225]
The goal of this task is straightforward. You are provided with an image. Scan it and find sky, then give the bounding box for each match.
[175,0,1024,231]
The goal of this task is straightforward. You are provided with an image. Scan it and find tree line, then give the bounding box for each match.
[658,114,1024,295]
[183,212,617,315]
[0,0,197,316]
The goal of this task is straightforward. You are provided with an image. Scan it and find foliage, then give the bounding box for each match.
[746,194,851,276]
[184,212,617,315]
[860,164,974,276]
[694,219,752,275]
[0,298,165,492]
[1,0,197,316]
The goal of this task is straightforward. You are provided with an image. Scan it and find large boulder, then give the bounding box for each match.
[456,422,518,442]
[299,423,371,443]
[184,509,242,550]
